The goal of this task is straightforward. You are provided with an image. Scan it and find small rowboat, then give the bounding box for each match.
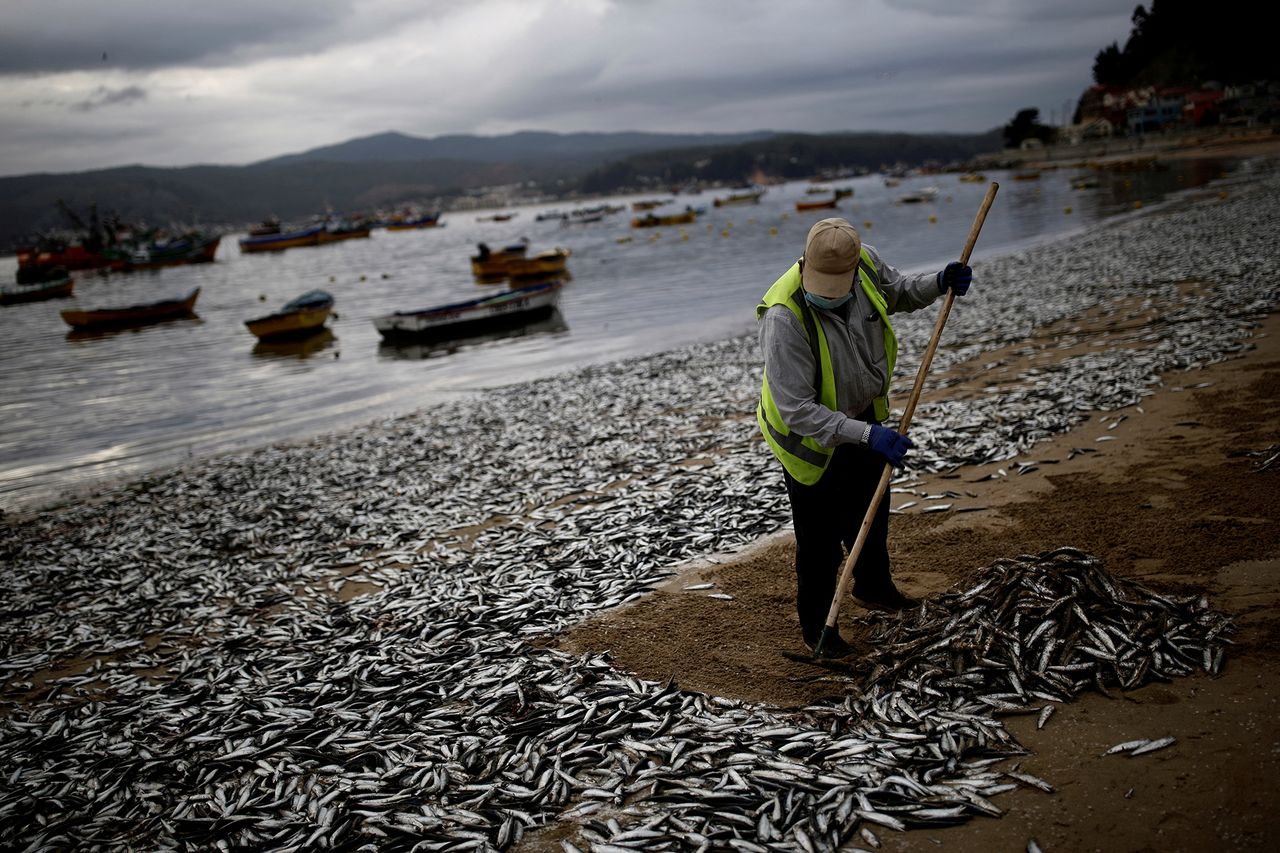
[373,279,564,343]
[60,287,200,330]
[958,173,986,183]
[471,241,530,280]
[0,273,75,305]
[245,290,335,341]
[795,197,838,212]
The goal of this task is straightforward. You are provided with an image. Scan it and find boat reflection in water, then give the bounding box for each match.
[377,309,568,361]
[251,328,337,360]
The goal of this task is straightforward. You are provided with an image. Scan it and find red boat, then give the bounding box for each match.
[16,244,109,274]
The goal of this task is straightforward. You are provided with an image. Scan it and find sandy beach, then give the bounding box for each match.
[2,139,1278,851]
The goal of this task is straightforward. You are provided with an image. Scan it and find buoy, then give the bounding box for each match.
[1219,190,1229,199]
[359,274,366,281]
[781,213,789,220]
[616,236,632,244]
[1133,200,1143,209]
[258,294,267,301]
[928,215,937,224]
[329,275,336,282]
[721,229,730,238]
[770,227,778,236]
[863,221,872,229]
[680,231,689,241]
[1064,206,1072,214]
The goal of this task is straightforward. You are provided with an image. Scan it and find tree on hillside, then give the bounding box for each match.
[1093,0,1270,88]
[1002,109,1055,149]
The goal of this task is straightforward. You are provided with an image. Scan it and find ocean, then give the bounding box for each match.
[0,158,1236,511]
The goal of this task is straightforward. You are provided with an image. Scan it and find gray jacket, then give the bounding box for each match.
[758,244,943,448]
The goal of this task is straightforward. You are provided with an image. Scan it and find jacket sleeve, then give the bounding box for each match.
[869,246,944,314]
[759,306,869,448]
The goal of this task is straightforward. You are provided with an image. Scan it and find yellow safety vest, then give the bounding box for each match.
[756,248,897,484]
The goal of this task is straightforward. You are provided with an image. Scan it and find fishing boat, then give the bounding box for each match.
[238,225,324,253]
[317,222,372,244]
[476,212,517,223]
[470,240,530,280]
[0,272,74,306]
[712,190,764,207]
[833,187,854,199]
[631,209,698,228]
[60,287,200,331]
[244,290,335,341]
[505,248,571,281]
[795,197,839,212]
[384,211,442,230]
[1071,176,1101,190]
[1013,171,1042,181]
[897,187,939,204]
[958,173,986,183]
[108,233,221,271]
[373,279,564,343]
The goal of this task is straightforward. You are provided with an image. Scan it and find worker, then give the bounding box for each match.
[756,218,971,658]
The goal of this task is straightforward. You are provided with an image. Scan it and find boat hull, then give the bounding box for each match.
[373,281,563,343]
[795,198,838,212]
[317,228,371,244]
[238,228,324,253]
[0,276,74,305]
[60,288,200,330]
[245,306,333,341]
[631,212,697,228]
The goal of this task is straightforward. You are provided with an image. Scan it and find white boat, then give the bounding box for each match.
[373,279,564,342]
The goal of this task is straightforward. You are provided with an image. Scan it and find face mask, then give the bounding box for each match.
[804,291,853,311]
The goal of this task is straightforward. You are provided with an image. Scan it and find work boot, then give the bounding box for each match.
[852,583,919,611]
[804,632,855,659]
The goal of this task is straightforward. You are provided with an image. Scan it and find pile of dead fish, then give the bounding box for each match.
[858,547,1234,716]
[2,165,1277,850]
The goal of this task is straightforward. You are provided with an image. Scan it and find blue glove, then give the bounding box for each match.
[937,261,972,296]
[868,424,913,468]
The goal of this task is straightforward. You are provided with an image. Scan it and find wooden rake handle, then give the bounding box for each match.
[815,182,999,656]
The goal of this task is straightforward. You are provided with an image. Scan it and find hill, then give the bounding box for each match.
[0,128,1001,251]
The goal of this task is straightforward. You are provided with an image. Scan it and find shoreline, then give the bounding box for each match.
[2,150,1278,851]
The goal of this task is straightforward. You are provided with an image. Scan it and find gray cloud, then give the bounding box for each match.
[0,0,1139,176]
[71,85,147,112]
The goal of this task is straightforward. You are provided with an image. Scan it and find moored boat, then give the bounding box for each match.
[1013,171,1042,181]
[108,233,221,271]
[384,211,442,230]
[238,225,324,253]
[470,240,530,280]
[245,290,335,341]
[712,190,765,207]
[60,287,200,331]
[897,187,939,204]
[631,209,698,228]
[631,199,673,211]
[0,272,74,306]
[958,173,986,183]
[317,223,372,244]
[833,187,854,199]
[373,279,564,343]
[795,197,839,212]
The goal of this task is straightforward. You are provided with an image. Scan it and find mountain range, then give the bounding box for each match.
[0,127,1000,251]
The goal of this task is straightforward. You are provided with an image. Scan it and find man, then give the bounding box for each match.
[757,218,971,658]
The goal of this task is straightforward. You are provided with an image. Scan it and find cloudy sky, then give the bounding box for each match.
[1,0,1136,177]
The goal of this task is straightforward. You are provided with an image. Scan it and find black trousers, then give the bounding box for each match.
[783,436,892,643]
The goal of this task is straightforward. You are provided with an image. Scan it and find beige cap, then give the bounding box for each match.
[801,218,861,298]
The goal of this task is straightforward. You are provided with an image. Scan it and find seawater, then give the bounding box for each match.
[0,159,1236,511]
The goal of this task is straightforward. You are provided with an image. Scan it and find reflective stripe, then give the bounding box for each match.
[762,412,830,467]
